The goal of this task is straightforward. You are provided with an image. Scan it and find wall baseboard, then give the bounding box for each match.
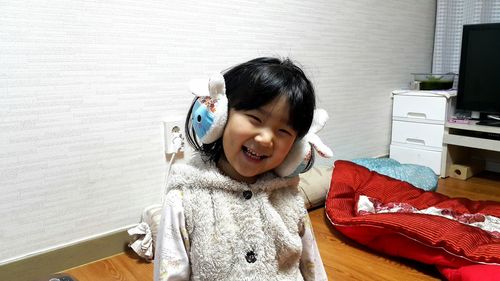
[0,230,130,281]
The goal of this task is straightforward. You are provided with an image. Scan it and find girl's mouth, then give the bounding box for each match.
[242,146,267,160]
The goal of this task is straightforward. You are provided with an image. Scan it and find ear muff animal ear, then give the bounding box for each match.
[189,73,228,144]
[274,109,333,177]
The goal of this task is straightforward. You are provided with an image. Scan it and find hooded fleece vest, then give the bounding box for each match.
[167,155,307,281]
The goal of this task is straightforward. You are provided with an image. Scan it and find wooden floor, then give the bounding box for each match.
[66,173,500,281]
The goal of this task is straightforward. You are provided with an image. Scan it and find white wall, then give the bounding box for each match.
[0,0,436,264]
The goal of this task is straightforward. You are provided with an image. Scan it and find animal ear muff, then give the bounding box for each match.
[274,109,333,177]
[274,139,312,177]
[189,73,228,144]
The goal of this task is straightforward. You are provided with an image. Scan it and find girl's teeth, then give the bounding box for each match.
[245,147,265,159]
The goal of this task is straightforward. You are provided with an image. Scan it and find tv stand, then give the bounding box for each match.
[441,121,500,177]
[476,120,500,127]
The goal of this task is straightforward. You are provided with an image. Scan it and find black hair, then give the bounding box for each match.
[185,56,316,163]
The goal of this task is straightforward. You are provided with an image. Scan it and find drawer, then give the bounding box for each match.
[389,144,441,174]
[391,120,444,148]
[393,95,447,122]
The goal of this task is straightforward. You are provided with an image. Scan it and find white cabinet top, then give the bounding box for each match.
[392,89,457,99]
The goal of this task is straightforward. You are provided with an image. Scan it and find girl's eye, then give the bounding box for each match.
[278,128,293,137]
[246,114,262,123]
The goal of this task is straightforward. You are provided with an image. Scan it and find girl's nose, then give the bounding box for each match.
[254,129,274,148]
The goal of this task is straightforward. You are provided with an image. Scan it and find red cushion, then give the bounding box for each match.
[438,265,500,281]
[325,160,500,270]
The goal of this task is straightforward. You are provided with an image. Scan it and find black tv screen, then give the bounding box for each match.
[457,23,500,117]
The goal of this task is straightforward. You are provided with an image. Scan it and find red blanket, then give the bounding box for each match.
[325,160,500,281]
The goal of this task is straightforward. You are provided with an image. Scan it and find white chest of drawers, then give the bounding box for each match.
[389,90,456,175]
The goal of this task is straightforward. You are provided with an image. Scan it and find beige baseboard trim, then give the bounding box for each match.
[0,230,130,281]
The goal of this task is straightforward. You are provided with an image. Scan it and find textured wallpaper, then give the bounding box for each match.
[0,0,436,263]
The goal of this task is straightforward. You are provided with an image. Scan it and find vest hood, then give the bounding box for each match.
[168,153,300,193]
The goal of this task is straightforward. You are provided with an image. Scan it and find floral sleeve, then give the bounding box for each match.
[154,190,191,281]
[299,213,328,281]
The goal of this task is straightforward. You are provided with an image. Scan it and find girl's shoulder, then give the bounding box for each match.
[164,188,184,208]
[167,154,219,188]
[170,153,213,175]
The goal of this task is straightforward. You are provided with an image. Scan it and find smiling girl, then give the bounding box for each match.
[154,57,328,281]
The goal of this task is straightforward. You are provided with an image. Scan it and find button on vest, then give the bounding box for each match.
[242,190,253,200]
[245,251,257,263]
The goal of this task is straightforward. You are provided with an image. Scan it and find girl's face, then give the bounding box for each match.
[218,96,297,183]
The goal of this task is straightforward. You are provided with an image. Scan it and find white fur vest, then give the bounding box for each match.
[167,155,307,281]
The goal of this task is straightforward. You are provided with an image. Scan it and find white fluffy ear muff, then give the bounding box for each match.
[189,73,228,144]
[306,109,333,158]
[274,108,333,177]
[189,73,225,98]
[274,138,311,177]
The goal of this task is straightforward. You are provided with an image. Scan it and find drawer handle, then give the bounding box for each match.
[406,112,427,119]
[406,138,425,145]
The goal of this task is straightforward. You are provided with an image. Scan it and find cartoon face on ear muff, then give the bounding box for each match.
[274,109,333,177]
[189,73,228,144]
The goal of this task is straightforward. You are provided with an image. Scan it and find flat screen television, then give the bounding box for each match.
[456,22,500,127]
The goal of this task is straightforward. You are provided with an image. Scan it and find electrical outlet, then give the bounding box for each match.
[163,119,185,154]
